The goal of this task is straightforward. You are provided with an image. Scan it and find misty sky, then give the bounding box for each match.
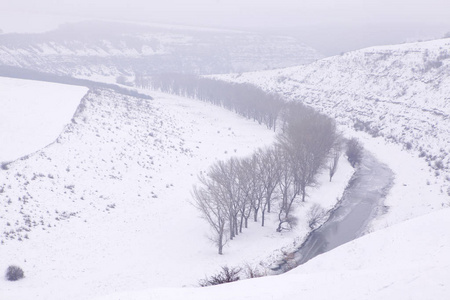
[3,0,450,55]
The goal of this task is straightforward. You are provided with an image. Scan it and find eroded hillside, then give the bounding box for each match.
[218,38,450,184]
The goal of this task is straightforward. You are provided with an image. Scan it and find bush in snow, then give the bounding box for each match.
[242,263,266,278]
[1,161,10,170]
[5,265,24,281]
[199,266,241,286]
[307,204,327,230]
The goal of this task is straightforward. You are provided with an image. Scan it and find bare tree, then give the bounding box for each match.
[279,103,337,200]
[192,180,228,255]
[236,157,255,232]
[259,147,281,214]
[275,147,301,232]
[307,203,327,230]
[346,138,363,167]
[246,152,268,224]
[208,158,242,240]
[199,266,241,286]
[329,137,342,181]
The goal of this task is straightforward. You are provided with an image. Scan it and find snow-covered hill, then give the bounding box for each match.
[217,38,450,229]
[217,38,450,172]
[0,84,353,299]
[0,76,88,162]
[0,21,322,81]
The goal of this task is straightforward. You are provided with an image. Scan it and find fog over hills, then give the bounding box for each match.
[218,38,450,184]
[0,21,322,81]
[1,3,450,298]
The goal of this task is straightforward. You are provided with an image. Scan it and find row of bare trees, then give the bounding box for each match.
[139,73,345,254]
[193,102,341,254]
[136,73,283,131]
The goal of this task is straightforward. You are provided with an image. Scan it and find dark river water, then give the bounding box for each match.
[272,150,394,272]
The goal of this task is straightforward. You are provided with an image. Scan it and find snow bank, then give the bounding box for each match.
[0,76,87,162]
[90,207,450,300]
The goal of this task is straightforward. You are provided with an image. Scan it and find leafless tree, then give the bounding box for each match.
[192,180,228,255]
[279,103,337,201]
[346,138,363,167]
[329,137,342,181]
[236,157,255,232]
[199,266,241,286]
[207,158,245,240]
[275,147,301,232]
[255,147,282,227]
[307,203,327,229]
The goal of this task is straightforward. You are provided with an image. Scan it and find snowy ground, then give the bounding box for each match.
[0,85,353,300]
[0,76,88,162]
[91,206,450,300]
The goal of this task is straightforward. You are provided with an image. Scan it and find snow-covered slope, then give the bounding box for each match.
[91,207,450,300]
[217,38,450,229]
[218,38,450,171]
[0,21,322,80]
[0,76,88,162]
[0,86,353,300]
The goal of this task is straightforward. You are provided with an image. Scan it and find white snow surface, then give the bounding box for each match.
[91,207,450,300]
[0,87,353,300]
[0,77,88,162]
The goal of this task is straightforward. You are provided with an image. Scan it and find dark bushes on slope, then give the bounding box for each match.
[199,266,241,286]
[346,138,363,167]
[5,265,24,281]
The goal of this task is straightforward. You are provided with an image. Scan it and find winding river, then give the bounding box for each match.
[272,150,394,273]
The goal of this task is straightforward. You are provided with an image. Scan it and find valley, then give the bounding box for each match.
[0,17,449,300]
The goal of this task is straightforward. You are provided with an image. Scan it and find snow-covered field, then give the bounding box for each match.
[0,85,352,300]
[0,77,88,162]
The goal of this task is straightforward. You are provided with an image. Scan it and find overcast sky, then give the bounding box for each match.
[3,0,450,54]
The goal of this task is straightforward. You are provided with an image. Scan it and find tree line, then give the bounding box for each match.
[136,73,283,131]
[192,102,340,254]
[138,73,354,255]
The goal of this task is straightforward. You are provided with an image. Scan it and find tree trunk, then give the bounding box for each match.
[302,186,306,202]
[229,216,234,240]
[218,235,223,255]
[253,207,259,222]
[239,214,244,233]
